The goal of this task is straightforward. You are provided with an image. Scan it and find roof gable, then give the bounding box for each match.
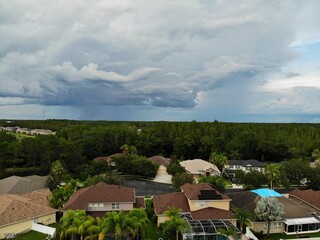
[0,191,56,226]
[181,183,230,200]
[153,192,190,215]
[179,159,220,174]
[228,159,263,167]
[63,182,135,211]
[290,188,320,210]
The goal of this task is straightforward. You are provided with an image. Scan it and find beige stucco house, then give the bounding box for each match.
[0,189,57,239]
[179,159,221,182]
[153,183,239,239]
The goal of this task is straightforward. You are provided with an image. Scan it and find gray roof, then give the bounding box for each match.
[0,175,48,195]
[227,191,320,221]
[227,159,263,167]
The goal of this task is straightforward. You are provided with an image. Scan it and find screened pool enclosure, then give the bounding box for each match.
[180,213,241,240]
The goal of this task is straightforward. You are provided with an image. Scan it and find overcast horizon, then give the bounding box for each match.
[1,0,320,123]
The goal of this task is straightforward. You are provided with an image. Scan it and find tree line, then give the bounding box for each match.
[1,120,320,179]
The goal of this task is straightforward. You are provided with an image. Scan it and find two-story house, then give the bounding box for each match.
[153,183,239,239]
[226,159,264,180]
[62,182,145,217]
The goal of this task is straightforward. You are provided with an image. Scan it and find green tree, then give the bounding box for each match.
[100,210,128,240]
[198,175,230,190]
[264,163,280,189]
[127,208,150,239]
[280,158,310,186]
[163,207,190,240]
[172,173,194,191]
[59,210,93,240]
[255,197,284,238]
[47,160,71,190]
[233,208,252,233]
[209,152,228,172]
[311,149,320,160]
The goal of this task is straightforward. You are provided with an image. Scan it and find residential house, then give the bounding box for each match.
[289,188,320,211]
[0,189,57,239]
[153,183,239,239]
[228,188,320,235]
[226,159,264,179]
[179,159,221,182]
[0,175,48,195]
[62,182,145,218]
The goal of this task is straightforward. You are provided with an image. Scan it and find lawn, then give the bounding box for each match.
[15,230,51,240]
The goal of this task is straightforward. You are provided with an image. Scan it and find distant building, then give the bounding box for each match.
[226,159,264,179]
[179,159,221,182]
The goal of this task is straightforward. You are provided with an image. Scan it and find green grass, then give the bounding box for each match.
[7,132,36,139]
[15,230,52,240]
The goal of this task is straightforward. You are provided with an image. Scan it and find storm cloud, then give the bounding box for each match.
[0,0,319,121]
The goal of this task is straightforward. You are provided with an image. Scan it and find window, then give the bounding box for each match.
[264,223,268,230]
[99,203,104,207]
[274,222,281,230]
[88,203,94,207]
[112,203,120,209]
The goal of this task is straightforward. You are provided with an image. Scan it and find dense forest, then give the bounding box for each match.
[0,119,319,178]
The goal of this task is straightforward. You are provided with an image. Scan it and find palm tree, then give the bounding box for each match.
[127,208,150,239]
[255,197,284,238]
[209,152,228,173]
[100,210,129,240]
[163,216,191,240]
[163,207,190,240]
[233,208,252,233]
[59,210,89,240]
[265,163,280,189]
[217,227,239,240]
[164,207,182,218]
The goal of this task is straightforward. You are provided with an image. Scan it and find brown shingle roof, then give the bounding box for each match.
[0,191,57,226]
[148,156,171,167]
[181,183,230,200]
[93,153,123,164]
[191,207,233,220]
[63,182,135,211]
[290,188,320,210]
[153,192,190,215]
[133,197,146,209]
[279,197,320,219]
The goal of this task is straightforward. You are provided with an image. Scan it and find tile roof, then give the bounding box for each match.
[93,153,123,163]
[0,190,56,226]
[191,207,233,220]
[63,182,135,211]
[153,192,190,215]
[0,175,48,195]
[228,160,263,167]
[179,159,220,175]
[181,183,230,200]
[289,188,320,210]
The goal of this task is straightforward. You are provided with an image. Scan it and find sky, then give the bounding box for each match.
[0,0,320,122]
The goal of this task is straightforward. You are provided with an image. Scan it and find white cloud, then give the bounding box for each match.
[0,0,319,121]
